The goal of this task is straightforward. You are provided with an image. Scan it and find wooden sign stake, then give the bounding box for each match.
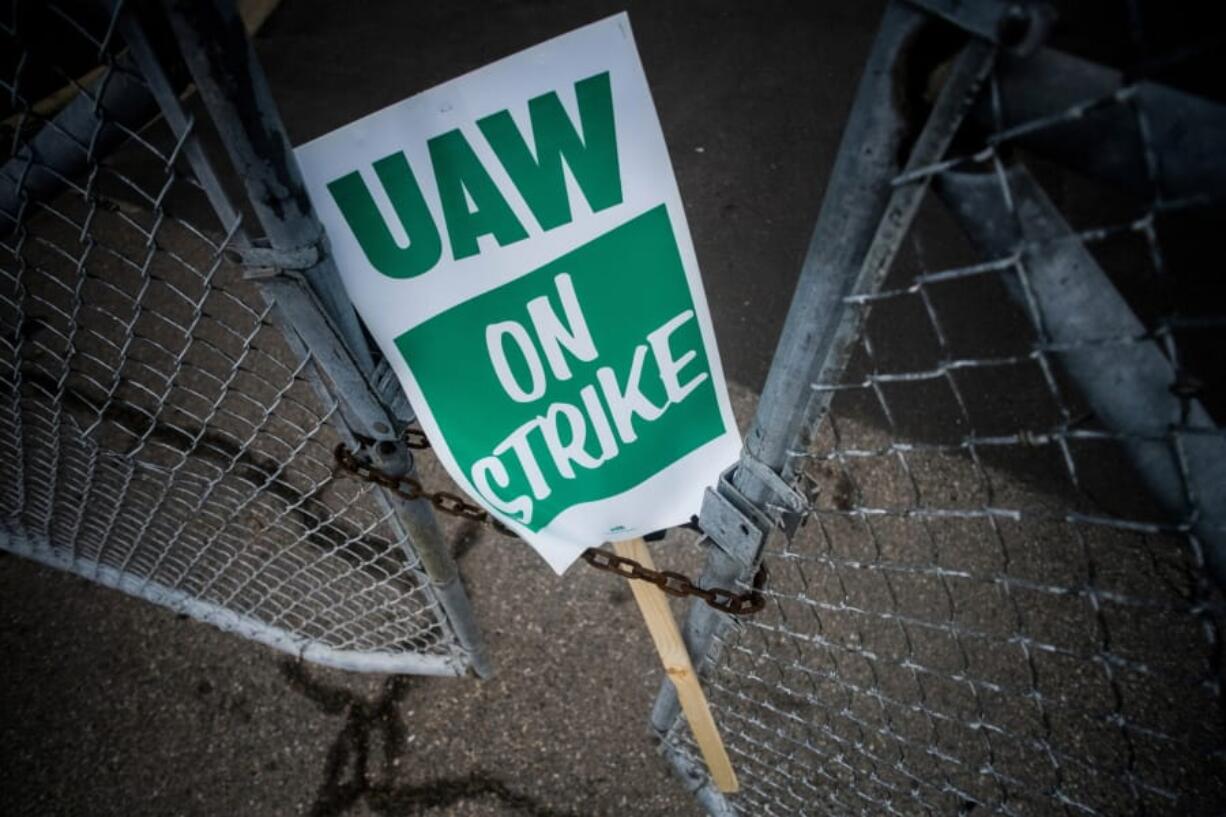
[613,537,739,794]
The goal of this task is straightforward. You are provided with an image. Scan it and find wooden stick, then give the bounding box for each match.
[614,537,739,793]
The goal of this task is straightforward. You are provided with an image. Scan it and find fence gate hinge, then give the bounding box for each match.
[700,455,810,556]
[736,454,809,516]
[699,463,783,569]
[227,239,322,279]
[700,487,763,569]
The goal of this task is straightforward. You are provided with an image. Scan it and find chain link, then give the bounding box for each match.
[333,437,768,616]
[580,548,768,616]
[333,443,517,535]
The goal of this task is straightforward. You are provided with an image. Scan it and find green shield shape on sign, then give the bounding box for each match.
[395,205,726,532]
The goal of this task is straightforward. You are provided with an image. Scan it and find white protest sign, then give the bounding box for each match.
[295,13,739,572]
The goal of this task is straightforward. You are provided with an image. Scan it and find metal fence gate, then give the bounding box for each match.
[657,1,1226,815]
[1,0,487,677]
[6,0,1226,813]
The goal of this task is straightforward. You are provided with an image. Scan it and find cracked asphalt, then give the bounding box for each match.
[0,385,757,817]
[1,3,888,813]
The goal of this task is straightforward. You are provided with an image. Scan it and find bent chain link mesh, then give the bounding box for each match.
[1,3,463,673]
[664,7,1226,817]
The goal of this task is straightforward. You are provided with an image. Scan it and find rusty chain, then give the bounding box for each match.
[333,442,518,535]
[580,548,767,615]
[332,430,768,616]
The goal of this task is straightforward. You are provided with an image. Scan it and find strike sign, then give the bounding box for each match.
[296,14,740,572]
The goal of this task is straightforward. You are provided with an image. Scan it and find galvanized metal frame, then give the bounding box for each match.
[650,0,1226,809]
[1,0,489,677]
[3,525,466,675]
[155,0,491,677]
[652,4,943,798]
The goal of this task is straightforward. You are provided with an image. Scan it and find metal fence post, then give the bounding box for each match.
[646,1,1226,813]
[161,0,379,429]
[160,0,491,677]
[651,0,930,743]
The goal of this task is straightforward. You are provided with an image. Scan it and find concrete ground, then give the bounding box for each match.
[6,2,1226,815]
[0,385,757,817]
[1,2,886,815]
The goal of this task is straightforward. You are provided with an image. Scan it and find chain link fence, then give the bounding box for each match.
[6,0,1226,811]
[658,2,1226,814]
[1,0,483,675]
